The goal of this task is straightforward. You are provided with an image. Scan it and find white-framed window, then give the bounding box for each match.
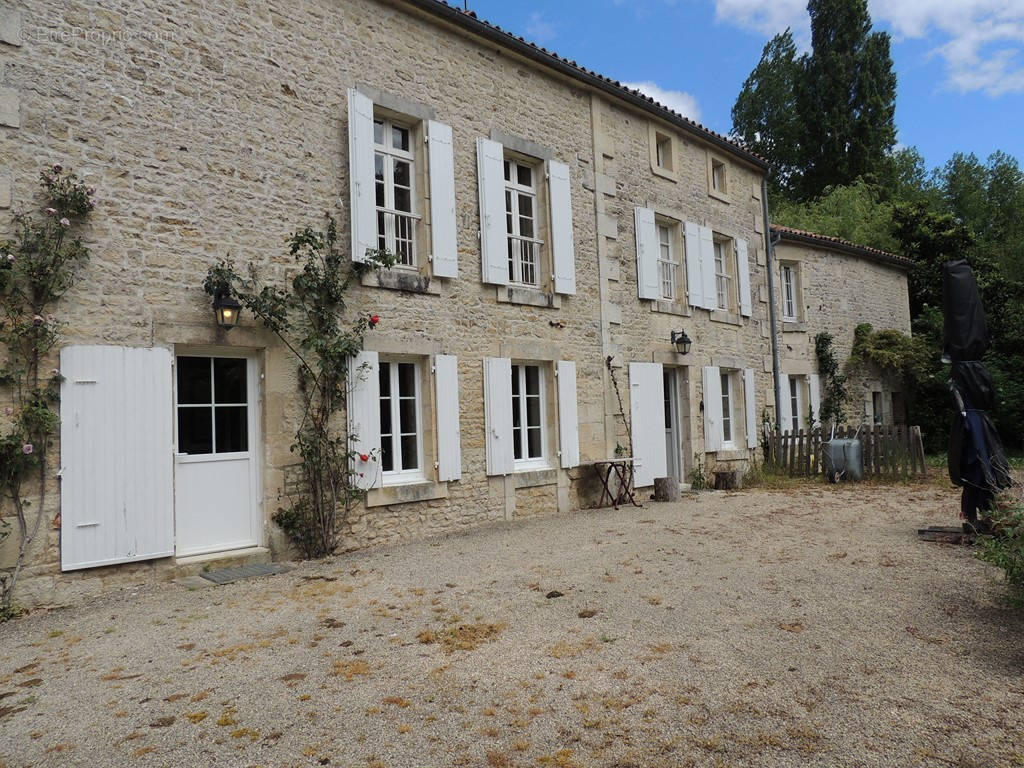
[511,363,546,467]
[504,159,541,287]
[789,376,802,432]
[714,239,732,311]
[378,359,424,484]
[657,223,679,302]
[374,118,418,267]
[655,132,673,172]
[711,159,727,195]
[720,371,734,447]
[872,391,883,425]
[781,263,798,321]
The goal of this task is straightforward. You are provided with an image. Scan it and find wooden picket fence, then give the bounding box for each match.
[767,424,928,479]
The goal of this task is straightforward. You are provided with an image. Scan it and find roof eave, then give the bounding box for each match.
[399,0,770,172]
[773,227,910,270]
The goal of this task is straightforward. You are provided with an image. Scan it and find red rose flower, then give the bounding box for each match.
[369,314,380,325]
[359,453,370,462]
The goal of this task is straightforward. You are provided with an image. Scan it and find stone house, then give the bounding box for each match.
[771,225,913,431]
[0,0,903,604]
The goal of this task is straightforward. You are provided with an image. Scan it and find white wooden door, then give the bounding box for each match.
[60,346,175,571]
[629,362,667,488]
[174,352,260,557]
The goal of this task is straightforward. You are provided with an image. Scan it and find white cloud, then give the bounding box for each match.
[711,0,1024,96]
[525,11,557,42]
[621,80,703,121]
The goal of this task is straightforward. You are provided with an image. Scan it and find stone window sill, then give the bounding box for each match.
[513,468,557,489]
[782,320,807,333]
[650,300,691,317]
[363,269,441,295]
[366,480,448,508]
[651,164,678,183]
[495,286,561,309]
[708,188,730,204]
[709,311,743,327]
[710,448,748,461]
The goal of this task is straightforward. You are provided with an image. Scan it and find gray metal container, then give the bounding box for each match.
[822,438,863,482]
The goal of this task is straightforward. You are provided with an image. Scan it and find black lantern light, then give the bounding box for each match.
[671,330,692,355]
[213,293,242,329]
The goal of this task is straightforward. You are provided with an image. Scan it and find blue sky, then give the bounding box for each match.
[464,0,1024,174]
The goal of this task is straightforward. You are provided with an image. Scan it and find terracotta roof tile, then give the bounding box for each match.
[771,224,911,267]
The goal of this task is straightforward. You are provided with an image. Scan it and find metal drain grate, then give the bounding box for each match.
[199,563,292,585]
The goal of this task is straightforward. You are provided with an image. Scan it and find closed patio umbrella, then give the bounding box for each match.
[943,260,1012,532]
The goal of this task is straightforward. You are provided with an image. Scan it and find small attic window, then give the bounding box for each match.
[711,158,727,194]
[655,132,673,172]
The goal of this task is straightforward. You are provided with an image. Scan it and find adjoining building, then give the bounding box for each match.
[0,0,909,605]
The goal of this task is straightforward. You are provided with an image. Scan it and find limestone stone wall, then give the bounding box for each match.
[0,0,772,604]
[774,239,912,426]
[589,95,773,477]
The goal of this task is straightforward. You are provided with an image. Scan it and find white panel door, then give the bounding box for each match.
[60,345,174,571]
[629,362,666,488]
[174,353,261,557]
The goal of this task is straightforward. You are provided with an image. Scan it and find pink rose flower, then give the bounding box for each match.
[22,443,33,455]
[45,207,57,216]
[59,217,70,228]
[52,163,62,173]
[32,315,44,326]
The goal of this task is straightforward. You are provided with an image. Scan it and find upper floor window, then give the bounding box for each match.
[781,263,798,321]
[655,132,673,172]
[379,359,424,483]
[511,363,546,466]
[711,159,727,194]
[713,238,733,311]
[374,118,418,268]
[657,223,679,302]
[504,159,541,287]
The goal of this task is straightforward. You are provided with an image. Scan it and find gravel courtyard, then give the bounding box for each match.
[1,482,1022,768]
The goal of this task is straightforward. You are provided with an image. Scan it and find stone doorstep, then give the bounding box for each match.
[170,546,272,583]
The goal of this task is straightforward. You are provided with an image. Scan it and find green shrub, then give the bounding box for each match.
[977,505,1024,602]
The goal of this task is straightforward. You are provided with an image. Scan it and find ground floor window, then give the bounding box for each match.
[512,363,545,465]
[720,371,733,446]
[379,360,423,481]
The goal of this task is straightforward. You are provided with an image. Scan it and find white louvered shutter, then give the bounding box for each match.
[737,238,752,317]
[744,368,758,449]
[808,373,821,428]
[347,89,376,265]
[476,138,509,285]
[60,346,174,571]
[556,360,580,468]
[702,366,723,453]
[484,357,514,475]
[699,225,717,311]
[348,351,381,490]
[548,160,576,295]
[634,207,659,300]
[684,221,704,309]
[629,362,667,487]
[434,355,462,481]
[778,373,792,432]
[428,120,458,278]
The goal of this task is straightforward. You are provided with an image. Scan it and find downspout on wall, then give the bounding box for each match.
[761,178,782,425]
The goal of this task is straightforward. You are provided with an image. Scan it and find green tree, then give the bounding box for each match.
[796,0,897,199]
[731,29,804,194]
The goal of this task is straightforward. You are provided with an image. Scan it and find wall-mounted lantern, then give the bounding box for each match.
[671,330,692,355]
[213,293,242,329]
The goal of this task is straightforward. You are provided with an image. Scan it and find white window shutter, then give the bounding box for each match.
[699,225,717,310]
[347,89,376,265]
[634,207,659,300]
[60,346,174,571]
[702,366,723,452]
[348,350,381,490]
[744,368,758,449]
[684,221,704,308]
[808,373,821,428]
[778,372,792,431]
[737,238,752,317]
[548,160,576,295]
[433,354,462,481]
[428,120,458,279]
[556,360,580,468]
[484,357,514,475]
[628,362,667,487]
[476,138,509,285]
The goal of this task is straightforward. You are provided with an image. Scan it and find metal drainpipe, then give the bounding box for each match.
[761,178,782,426]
